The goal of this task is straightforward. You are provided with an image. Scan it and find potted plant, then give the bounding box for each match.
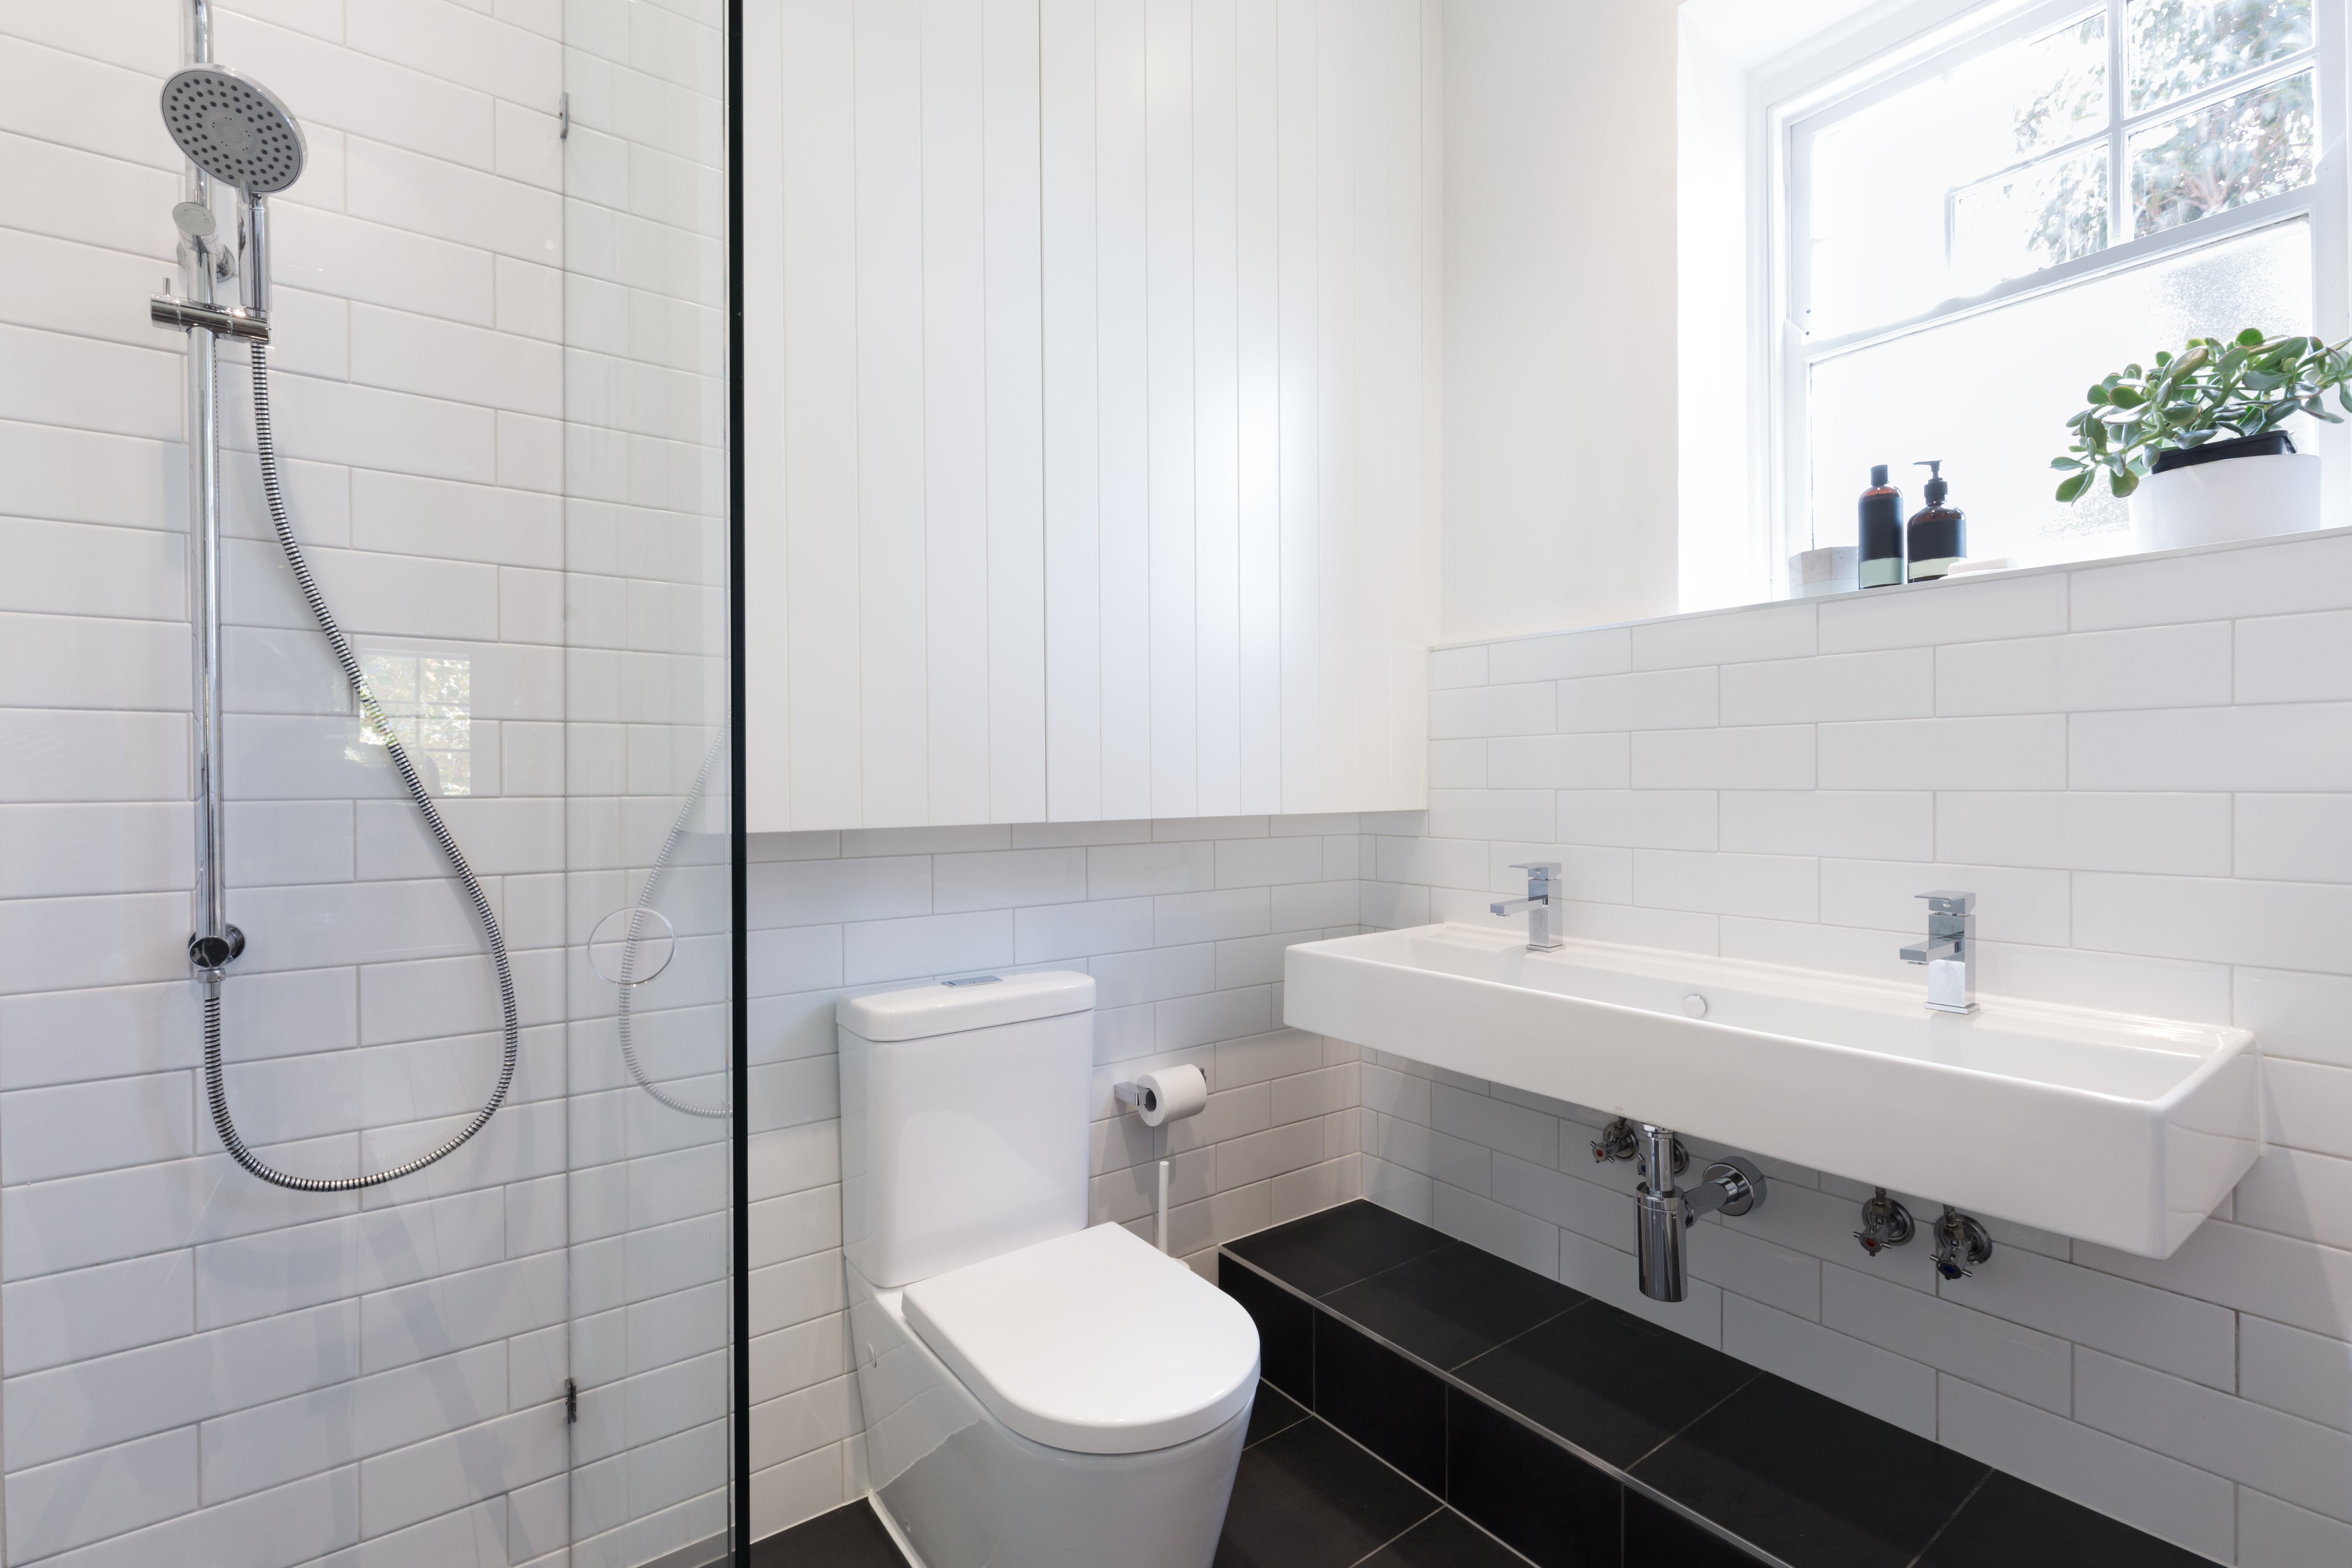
[2055,327,2348,551]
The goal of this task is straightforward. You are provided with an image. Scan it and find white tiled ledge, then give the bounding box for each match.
[1433,525,2352,664]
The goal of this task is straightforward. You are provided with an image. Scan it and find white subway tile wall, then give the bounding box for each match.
[1360,537,2352,1563]
[0,2,730,1567]
[743,816,1366,1533]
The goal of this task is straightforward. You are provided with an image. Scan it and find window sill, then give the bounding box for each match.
[1434,522,2352,654]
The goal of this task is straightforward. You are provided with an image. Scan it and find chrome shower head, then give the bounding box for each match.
[160,65,305,193]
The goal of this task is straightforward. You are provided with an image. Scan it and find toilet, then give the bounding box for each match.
[837,970,1261,1568]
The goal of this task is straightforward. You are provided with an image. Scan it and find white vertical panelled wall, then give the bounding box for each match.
[740,0,1442,833]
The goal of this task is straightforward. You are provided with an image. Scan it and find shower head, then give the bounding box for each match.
[160,65,305,193]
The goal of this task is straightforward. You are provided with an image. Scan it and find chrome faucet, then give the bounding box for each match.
[1900,891,1976,1014]
[1490,862,1563,951]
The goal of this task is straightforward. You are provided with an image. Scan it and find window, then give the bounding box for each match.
[354,652,475,795]
[1781,0,2343,572]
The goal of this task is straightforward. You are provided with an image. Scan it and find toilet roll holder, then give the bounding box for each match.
[1112,1077,1176,1117]
[1114,1065,1205,1255]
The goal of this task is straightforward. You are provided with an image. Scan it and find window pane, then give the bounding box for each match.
[1808,11,2107,337]
[1806,220,2313,567]
[1956,9,2109,160]
[1953,144,2109,296]
[2131,68,2317,235]
[2130,0,2313,113]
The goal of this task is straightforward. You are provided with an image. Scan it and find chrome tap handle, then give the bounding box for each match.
[1590,1117,1638,1164]
[1931,1205,1994,1280]
[1853,1187,1915,1257]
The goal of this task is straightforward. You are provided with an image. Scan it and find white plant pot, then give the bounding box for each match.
[2130,451,2323,553]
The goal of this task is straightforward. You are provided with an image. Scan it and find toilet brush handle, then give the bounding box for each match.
[1156,1159,1171,1253]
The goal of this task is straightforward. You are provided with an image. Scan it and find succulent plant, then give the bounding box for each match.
[2055,327,2351,501]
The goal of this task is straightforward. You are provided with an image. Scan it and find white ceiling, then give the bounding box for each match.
[1680,0,1891,69]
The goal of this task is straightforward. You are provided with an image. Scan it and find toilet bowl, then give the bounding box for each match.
[837,971,1260,1568]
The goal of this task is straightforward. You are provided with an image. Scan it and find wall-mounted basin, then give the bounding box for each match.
[1284,924,2259,1258]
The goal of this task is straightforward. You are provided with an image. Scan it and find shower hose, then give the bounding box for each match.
[203,343,521,1191]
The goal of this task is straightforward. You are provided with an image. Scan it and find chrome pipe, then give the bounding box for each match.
[181,113,236,980]
[189,315,228,970]
[244,195,271,316]
[1635,1125,1687,1301]
[1633,1125,1767,1302]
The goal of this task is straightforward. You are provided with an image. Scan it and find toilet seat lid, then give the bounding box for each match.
[902,1223,1262,1455]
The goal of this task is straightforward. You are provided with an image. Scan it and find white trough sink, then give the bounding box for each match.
[1285,924,2259,1258]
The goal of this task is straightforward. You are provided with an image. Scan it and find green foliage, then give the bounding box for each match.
[2020,0,2315,269]
[2055,328,2350,501]
[2130,0,2312,114]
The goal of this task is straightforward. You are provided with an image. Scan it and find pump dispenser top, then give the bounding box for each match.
[1907,461,1965,582]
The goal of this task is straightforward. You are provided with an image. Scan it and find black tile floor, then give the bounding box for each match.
[752,1496,904,1567]
[754,1201,2210,1568]
[763,1381,1530,1568]
[1220,1202,2209,1568]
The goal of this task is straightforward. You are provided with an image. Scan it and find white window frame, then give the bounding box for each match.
[1765,0,2351,580]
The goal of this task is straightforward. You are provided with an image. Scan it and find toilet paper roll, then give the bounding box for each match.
[1135,1064,1208,1127]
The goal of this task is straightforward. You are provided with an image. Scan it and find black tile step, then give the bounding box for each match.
[1221,1201,2202,1568]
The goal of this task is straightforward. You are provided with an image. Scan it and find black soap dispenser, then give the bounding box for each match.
[1907,462,1966,582]
[1858,465,1905,588]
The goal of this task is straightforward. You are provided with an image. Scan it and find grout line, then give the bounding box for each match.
[1620,1367,1764,1472]
[1338,1503,1446,1568]
[1899,1467,1994,1568]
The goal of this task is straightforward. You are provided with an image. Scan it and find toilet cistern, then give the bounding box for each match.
[1491,862,1564,951]
[1900,891,1977,1014]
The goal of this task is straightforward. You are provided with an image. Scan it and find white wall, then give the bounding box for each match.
[739,816,1367,1534]
[1357,532,2352,1565]
[0,2,731,1566]
[1675,10,1766,613]
[740,0,1442,834]
[1439,0,1680,644]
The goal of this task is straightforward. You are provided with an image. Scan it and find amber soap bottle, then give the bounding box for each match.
[1907,461,1966,581]
[1857,465,1905,588]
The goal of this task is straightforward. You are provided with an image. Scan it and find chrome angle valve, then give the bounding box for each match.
[1853,1188,1915,1258]
[1592,1116,1685,1174]
[1931,1206,1995,1281]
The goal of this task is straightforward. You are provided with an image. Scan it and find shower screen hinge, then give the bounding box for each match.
[564,1378,579,1423]
[557,92,570,140]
